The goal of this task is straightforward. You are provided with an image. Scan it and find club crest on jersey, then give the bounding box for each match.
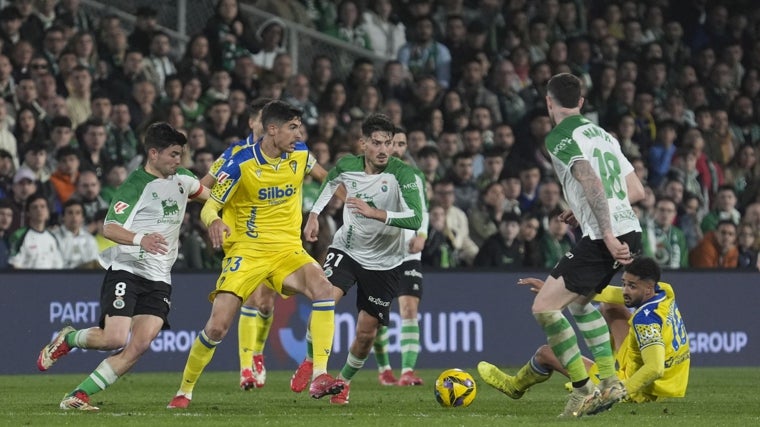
[290,160,298,174]
[113,201,129,214]
[217,171,230,183]
[178,183,184,194]
[256,169,262,178]
[381,180,388,192]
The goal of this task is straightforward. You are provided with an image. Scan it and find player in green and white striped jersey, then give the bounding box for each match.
[526,73,645,417]
[36,123,210,411]
[290,114,426,405]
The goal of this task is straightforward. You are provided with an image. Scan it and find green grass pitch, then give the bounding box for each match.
[3,367,759,426]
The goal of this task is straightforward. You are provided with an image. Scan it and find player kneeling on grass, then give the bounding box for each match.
[479,256,690,412]
[36,123,209,411]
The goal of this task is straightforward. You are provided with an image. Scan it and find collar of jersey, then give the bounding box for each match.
[253,140,288,166]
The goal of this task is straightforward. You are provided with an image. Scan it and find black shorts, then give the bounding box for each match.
[398,260,423,299]
[550,231,641,296]
[323,248,401,326]
[99,268,172,330]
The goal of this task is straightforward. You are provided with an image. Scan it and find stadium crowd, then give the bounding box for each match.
[1,0,760,271]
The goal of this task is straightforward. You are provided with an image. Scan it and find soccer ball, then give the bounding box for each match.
[434,368,477,408]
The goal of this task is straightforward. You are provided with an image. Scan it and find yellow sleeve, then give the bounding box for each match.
[200,198,224,227]
[594,286,625,304]
[622,344,665,395]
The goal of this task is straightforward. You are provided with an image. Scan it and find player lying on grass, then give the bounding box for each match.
[479,256,690,411]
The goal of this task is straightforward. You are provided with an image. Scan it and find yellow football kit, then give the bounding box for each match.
[208,141,317,300]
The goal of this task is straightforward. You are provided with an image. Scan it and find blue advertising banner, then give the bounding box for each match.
[0,270,757,375]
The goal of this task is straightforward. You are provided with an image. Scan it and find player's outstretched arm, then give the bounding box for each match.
[103,223,168,255]
[623,344,665,394]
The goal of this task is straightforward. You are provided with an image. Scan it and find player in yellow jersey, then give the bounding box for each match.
[168,101,342,409]
[478,256,690,411]
[200,98,327,391]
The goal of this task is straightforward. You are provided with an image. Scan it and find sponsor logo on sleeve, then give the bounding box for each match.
[217,172,230,183]
[113,201,130,214]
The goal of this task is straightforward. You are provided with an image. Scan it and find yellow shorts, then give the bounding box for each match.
[208,245,317,302]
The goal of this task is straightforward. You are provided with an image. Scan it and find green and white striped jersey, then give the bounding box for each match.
[99,168,202,283]
[311,155,425,270]
[545,115,641,239]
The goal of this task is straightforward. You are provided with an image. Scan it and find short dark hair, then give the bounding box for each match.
[625,256,661,284]
[25,194,48,212]
[361,113,395,138]
[143,122,187,152]
[192,147,214,162]
[0,148,12,159]
[261,100,302,128]
[50,115,72,130]
[249,97,273,117]
[55,146,79,161]
[62,198,84,213]
[546,73,582,108]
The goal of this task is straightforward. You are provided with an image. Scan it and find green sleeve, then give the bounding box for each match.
[677,229,689,268]
[546,132,584,166]
[386,163,424,230]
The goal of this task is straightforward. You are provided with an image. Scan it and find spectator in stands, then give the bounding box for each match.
[0,98,17,168]
[127,79,157,131]
[7,194,62,269]
[709,107,740,167]
[476,147,504,190]
[517,162,541,213]
[701,185,741,233]
[474,212,523,268]
[308,54,333,104]
[105,101,137,166]
[229,54,257,101]
[202,99,235,154]
[457,57,501,124]
[491,58,527,127]
[76,118,108,179]
[0,6,23,57]
[71,169,107,234]
[177,33,211,85]
[647,119,678,188]
[99,163,126,203]
[12,77,47,123]
[421,201,457,268]
[403,76,442,127]
[100,27,129,74]
[643,197,689,269]
[200,68,232,109]
[724,144,757,200]
[689,219,739,268]
[540,207,573,269]
[143,31,176,97]
[127,6,157,56]
[46,115,73,160]
[416,145,441,184]
[0,198,12,268]
[8,166,38,231]
[317,79,351,130]
[190,147,215,180]
[461,125,484,177]
[203,0,255,70]
[468,181,506,247]
[736,222,759,270]
[325,0,370,51]
[56,0,94,33]
[41,26,66,75]
[70,31,98,74]
[398,15,451,89]
[729,95,760,146]
[0,148,14,197]
[432,178,478,265]
[361,0,405,59]
[530,178,564,232]
[20,142,51,185]
[252,16,286,71]
[448,151,478,213]
[52,199,98,269]
[284,73,318,128]
[49,145,79,204]
[65,65,92,128]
